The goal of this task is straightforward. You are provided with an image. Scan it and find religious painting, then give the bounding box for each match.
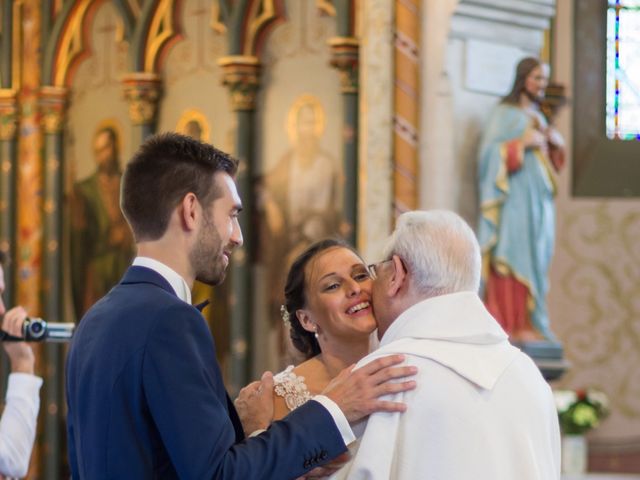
[69,120,135,320]
[176,109,211,143]
[260,93,343,357]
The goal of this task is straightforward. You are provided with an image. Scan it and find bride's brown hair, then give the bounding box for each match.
[283,238,363,359]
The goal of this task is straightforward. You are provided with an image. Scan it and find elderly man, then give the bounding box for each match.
[339,210,560,479]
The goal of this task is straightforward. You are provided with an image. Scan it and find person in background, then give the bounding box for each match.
[0,251,43,479]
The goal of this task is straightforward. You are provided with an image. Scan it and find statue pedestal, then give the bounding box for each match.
[513,340,569,381]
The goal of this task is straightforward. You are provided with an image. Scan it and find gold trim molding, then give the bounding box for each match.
[328,37,359,94]
[218,56,261,111]
[0,89,18,140]
[39,86,69,134]
[122,73,162,125]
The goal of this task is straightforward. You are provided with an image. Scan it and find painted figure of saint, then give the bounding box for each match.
[261,94,343,328]
[477,57,565,343]
[70,124,135,319]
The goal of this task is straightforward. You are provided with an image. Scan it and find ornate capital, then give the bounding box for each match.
[0,90,18,141]
[218,56,261,111]
[328,37,359,94]
[122,73,162,125]
[39,86,69,134]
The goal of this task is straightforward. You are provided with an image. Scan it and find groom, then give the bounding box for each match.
[65,133,417,479]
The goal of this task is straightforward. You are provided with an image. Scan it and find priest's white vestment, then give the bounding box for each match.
[335,291,561,480]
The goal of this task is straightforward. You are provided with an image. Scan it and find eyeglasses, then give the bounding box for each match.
[367,259,393,280]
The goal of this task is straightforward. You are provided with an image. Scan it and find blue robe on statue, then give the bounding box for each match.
[477,103,558,341]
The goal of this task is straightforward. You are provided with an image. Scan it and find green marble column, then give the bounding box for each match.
[38,85,68,480]
[328,37,359,246]
[218,56,260,394]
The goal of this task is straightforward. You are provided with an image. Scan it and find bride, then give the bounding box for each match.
[273,236,377,417]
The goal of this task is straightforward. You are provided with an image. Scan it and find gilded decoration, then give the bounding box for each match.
[211,2,226,33]
[122,73,162,124]
[328,37,359,93]
[53,0,92,87]
[316,0,336,16]
[145,0,178,72]
[0,90,18,140]
[39,86,69,134]
[218,56,261,111]
[244,0,280,55]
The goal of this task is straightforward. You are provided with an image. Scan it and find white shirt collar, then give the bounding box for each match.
[132,256,192,304]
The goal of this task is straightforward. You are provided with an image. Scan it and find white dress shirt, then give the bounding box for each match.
[132,256,356,447]
[0,373,43,478]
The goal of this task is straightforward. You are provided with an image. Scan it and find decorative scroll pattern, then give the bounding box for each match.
[551,202,640,437]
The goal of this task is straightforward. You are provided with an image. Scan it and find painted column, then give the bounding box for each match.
[122,72,162,148]
[393,0,420,215]
[0,90,18,305]
[38,85,67,480]
[328,37,359,246]
[218,55,260,394]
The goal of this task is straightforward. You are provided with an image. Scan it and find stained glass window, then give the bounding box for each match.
[606,0,640,140]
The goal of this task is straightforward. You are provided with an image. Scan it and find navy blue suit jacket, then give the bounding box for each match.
[66,266,346,479]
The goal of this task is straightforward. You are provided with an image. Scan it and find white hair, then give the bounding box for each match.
[382,210,481,297]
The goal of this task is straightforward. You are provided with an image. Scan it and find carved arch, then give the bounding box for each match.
[130,0,183,73]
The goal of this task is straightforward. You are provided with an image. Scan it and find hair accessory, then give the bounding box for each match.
[280,305,291,327]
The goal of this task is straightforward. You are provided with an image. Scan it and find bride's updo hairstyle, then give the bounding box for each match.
[283,238,363,359]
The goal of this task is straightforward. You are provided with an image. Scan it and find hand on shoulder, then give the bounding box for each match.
[321,354,417,423]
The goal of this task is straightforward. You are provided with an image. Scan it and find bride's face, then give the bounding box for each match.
[299,247,377,343]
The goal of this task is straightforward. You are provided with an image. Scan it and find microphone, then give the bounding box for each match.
[0,317,75,342]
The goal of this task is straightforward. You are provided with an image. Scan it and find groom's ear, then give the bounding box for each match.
[179,193,199,232]
[296,310,315,333]
[387,255,407,298]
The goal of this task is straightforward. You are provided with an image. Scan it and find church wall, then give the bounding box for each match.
[419,0,554,224]
[549,0,640,470]
[422,0,640,469]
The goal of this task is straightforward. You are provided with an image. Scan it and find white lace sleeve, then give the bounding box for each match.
[273,365,312,411]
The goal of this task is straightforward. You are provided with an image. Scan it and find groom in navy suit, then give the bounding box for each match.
[65,133,416,479]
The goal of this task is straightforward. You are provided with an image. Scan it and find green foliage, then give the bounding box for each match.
[554,389,610,435]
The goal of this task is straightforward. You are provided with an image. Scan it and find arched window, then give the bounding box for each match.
[606,0,640,140]
[574,1,640,196]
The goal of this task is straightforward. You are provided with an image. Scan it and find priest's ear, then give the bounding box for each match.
[386,255,407,297]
